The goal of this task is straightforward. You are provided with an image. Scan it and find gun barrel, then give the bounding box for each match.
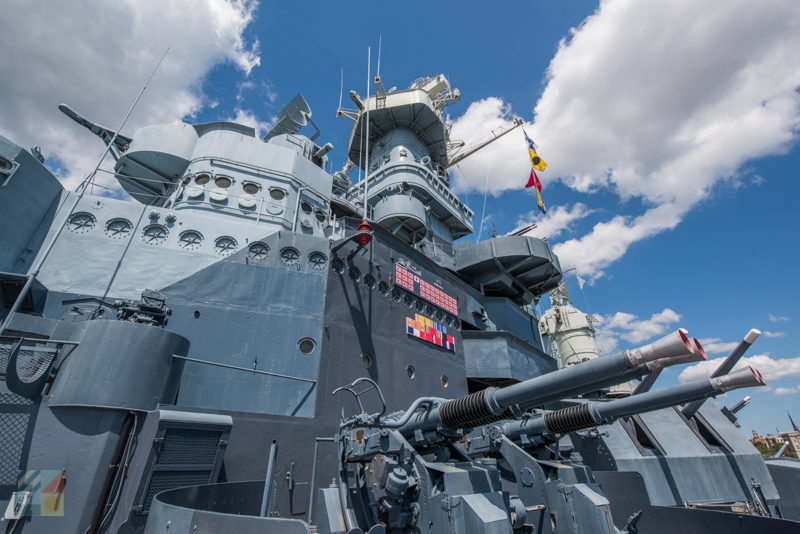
[524,337,708,406]
[400,329,695,435]
[682,329,760,418]
[501,366,766,440]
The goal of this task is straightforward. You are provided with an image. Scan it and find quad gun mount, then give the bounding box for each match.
[320,329,768,534]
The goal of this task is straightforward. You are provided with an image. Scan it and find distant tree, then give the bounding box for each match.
[753,442,783,457]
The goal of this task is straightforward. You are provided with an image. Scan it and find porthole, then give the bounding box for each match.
[363,273,376,289]
[425,304,434,316]
[298,338,316,355]
[348,266,361,282]
[308,251,328,270]
[441,375,449,388]
[179,230,203,250]
[0,156,13,170]
[331,258,345,273]
[242,182,260,194]
[248,242,269,261]
[315,209,326,223]
[378,281,390,296]
[432,310,443,322]
[301,201,313,214]
[270,188,286,201]
[105,218,132,239]
[415,300,425,312]
[194,173,211,185]
[214,236,238,256]
[215,176,232,188]
[67,212,96,233]
[403,294,414,308]
[280,247,301,266]
[142,224,168,245]
[361,352,373,369]
[406,365,416,380]
[391,287,402,302]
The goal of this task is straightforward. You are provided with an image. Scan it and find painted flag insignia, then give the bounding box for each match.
[406,314,455,351]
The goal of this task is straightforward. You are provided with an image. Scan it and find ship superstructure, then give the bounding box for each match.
[0,74,798,534]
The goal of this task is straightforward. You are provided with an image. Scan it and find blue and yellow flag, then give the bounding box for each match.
[523,130,547,171]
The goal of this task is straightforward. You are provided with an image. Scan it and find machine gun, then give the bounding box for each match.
[319,330,766,534]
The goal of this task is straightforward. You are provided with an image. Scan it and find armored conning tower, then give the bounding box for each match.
[335,75,473,268]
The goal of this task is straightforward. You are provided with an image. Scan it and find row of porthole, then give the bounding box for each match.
[330,258,459,328]
[67,212,328,266]
[358,353,449,387]
[191,172,287,201]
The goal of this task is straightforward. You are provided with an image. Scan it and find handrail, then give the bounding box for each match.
[172,355,316,384]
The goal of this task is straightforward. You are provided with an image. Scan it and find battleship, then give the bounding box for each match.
[1,71,799,534]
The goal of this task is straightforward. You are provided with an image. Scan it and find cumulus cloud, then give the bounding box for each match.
[769,313,790,323]
[227,108,275,138]
[698,338,740,355]
[450,0,800,279]
[0,0,261,191]
[774,385,800,395]
[764,331,787,338]
[512,202,593,240]
[594,307,681,351]
[679,354,800,384]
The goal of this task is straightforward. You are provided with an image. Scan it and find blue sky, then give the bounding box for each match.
[1,0,798,435]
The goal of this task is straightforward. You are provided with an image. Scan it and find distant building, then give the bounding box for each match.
[779,431,800,457]
[749,429,796,457]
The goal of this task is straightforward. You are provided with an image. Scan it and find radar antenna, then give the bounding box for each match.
[263,94,320,141]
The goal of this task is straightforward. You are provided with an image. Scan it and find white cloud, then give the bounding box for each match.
[698,338,740,355]
[512,202,593,240]
[769,313,790,323]
[774,385,800,395]
[764,331,787,338]
[679,354,800,384]
[450,0,800,279]
[0,0,261,191]
[227,108,275,139]
[594,329,619,355]
[594,307,681,350]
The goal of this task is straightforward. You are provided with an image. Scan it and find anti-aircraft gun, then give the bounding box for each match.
[320,330,767,534]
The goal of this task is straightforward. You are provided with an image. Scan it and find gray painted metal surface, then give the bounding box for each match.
[0,73,797,534]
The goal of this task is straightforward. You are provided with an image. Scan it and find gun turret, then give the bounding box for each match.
[497,366,766,441]
[396,329,697,436]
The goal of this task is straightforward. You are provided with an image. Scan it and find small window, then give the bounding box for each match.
[315,209,326,223]
[242,182,259,194]
[441,375,449,388]
[301,201,313,214]
[0,156,13,170]
[194,173,211,185]
[361,353,373,369]
[215,176,232,188]
[270,189,286,201]
[406,365,416,379]
[298,338,316,355]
